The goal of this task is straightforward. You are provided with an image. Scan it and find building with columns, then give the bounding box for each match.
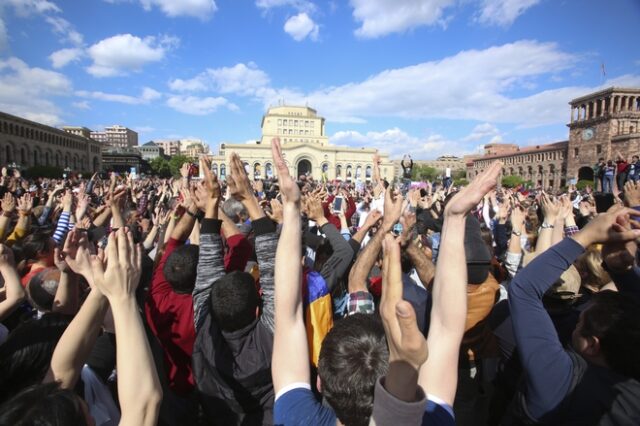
[568,87,640,181]
[206,105,394,181]
[0,111,102,172]
[467,87,640,190]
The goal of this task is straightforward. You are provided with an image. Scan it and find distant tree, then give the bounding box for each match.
[149,157,171,178]
[168,155,191,176]
[501,175,525,188]
[576,179,592,191]
[453,177,468,186]
[412,165,438,181]
[452,169,467,180]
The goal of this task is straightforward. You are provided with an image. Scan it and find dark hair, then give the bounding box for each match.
[0,382,88,426]
[15,232,52,264]
[163,245,199,294]
[318,314,389,426]
[579,291,640,380]
[209,271,260,332]
[0,313,71,403]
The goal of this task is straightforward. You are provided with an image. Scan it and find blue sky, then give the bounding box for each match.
[1,0,638,159]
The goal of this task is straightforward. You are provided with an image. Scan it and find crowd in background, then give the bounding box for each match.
[0,137,639,426]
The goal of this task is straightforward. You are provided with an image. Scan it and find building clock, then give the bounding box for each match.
[582,127,595,141]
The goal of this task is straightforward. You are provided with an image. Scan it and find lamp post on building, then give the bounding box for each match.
[8,162,20,171]
[63,166,71,179]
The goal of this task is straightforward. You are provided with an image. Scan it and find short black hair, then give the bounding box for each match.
[0,382,88,426]
[163,245,199,294]
[209,271,260,332]
[0,313,71,403]
[579,291,640,381]
[318,314,389,426]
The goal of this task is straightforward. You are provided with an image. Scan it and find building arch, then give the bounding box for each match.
[578,166,594,181]
[265,162,273,179]
[93,157,100,172]
[253,162,262,180]
[336,164,342,178]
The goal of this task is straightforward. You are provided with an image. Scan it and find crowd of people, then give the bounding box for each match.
[0,137,639,426]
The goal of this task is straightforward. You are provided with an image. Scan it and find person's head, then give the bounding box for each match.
[598,157,605,164]
[607,160,613,166]
[572,291,640,380]
[17,232,55,266]
[27,267,61,312]
[163,245,199,294]
[222,199,248,224]
[633,155,639,162]
[0,382,92,426]
[0,313,71,403]
[209,271,260,332]
[574,247,611,292]
[317,314,389,426]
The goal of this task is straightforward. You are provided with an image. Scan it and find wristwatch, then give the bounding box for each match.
[511,230,522,236]
[540,222,554,229]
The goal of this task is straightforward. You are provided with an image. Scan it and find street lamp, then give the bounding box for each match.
[63,166,71,179]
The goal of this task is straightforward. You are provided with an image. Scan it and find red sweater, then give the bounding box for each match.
[322,195,356,229]
[144,234,252,395]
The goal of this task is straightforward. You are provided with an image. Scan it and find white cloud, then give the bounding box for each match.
[462,122,500,141]
[350,0,455,39]
[169,62,271,96]
[260,40,587,126]
[45,16,83,46]
[0,57,71,125]
[476,0,541,26]
[86,34,177,77]
[330,128,454,158]
[284,12,319,41]
[72,100,91,109]
[166,95,238,115]
[49,47,84,68]
[76,86,162,105]
[138,0,217,19]
[4,0,60,17]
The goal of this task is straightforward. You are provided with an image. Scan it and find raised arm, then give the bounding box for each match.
[192,162,225,331]
[348,188,404,293]
[0,244,26,321]
[419,161,502,406]
[92,229,162,426]
[270,137,308,394]
[44,230,109,389]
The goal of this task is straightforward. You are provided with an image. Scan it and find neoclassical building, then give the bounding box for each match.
[467,87,640,189]
[0,111,102,172]
[207,106,394,181]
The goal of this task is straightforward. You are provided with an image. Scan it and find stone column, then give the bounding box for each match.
[608,96,613,113]
[600,98,606,116]
[570,107,575,123]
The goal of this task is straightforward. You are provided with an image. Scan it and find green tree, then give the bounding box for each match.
[576,179,592,191]
[452,169,467,180]
[453,177,468,186]
[501,175,525,188]
[168,155,191,176]
[149,157,171,177]
[412,165,438,181]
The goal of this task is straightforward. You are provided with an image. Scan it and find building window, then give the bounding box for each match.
[574,148,579,158]
[278,119,282,126]
[283,119,287,126]
[596,144,602,154]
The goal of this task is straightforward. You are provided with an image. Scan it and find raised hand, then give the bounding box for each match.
[180,162,190,179]
[382,187,404,231]
[624,180,640,207]
[265,198,284,223]
[1,193,15,213]
[572,205,640,248]
[510,206,526,233]
[62,190,74,212]
[54,246,71,273]
[380,234,428,400]
[17,193,33,214]
[91,228,142,301]
[227,153,254,202]
[271,137,300,205]
[75,192,90,220]
[62,229,96,281]
[0,243,16,268]
[444,162,502,217]
[363,209,382,229]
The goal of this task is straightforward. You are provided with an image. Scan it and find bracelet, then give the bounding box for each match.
[511,230,522,236]
[541,222,554,229]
